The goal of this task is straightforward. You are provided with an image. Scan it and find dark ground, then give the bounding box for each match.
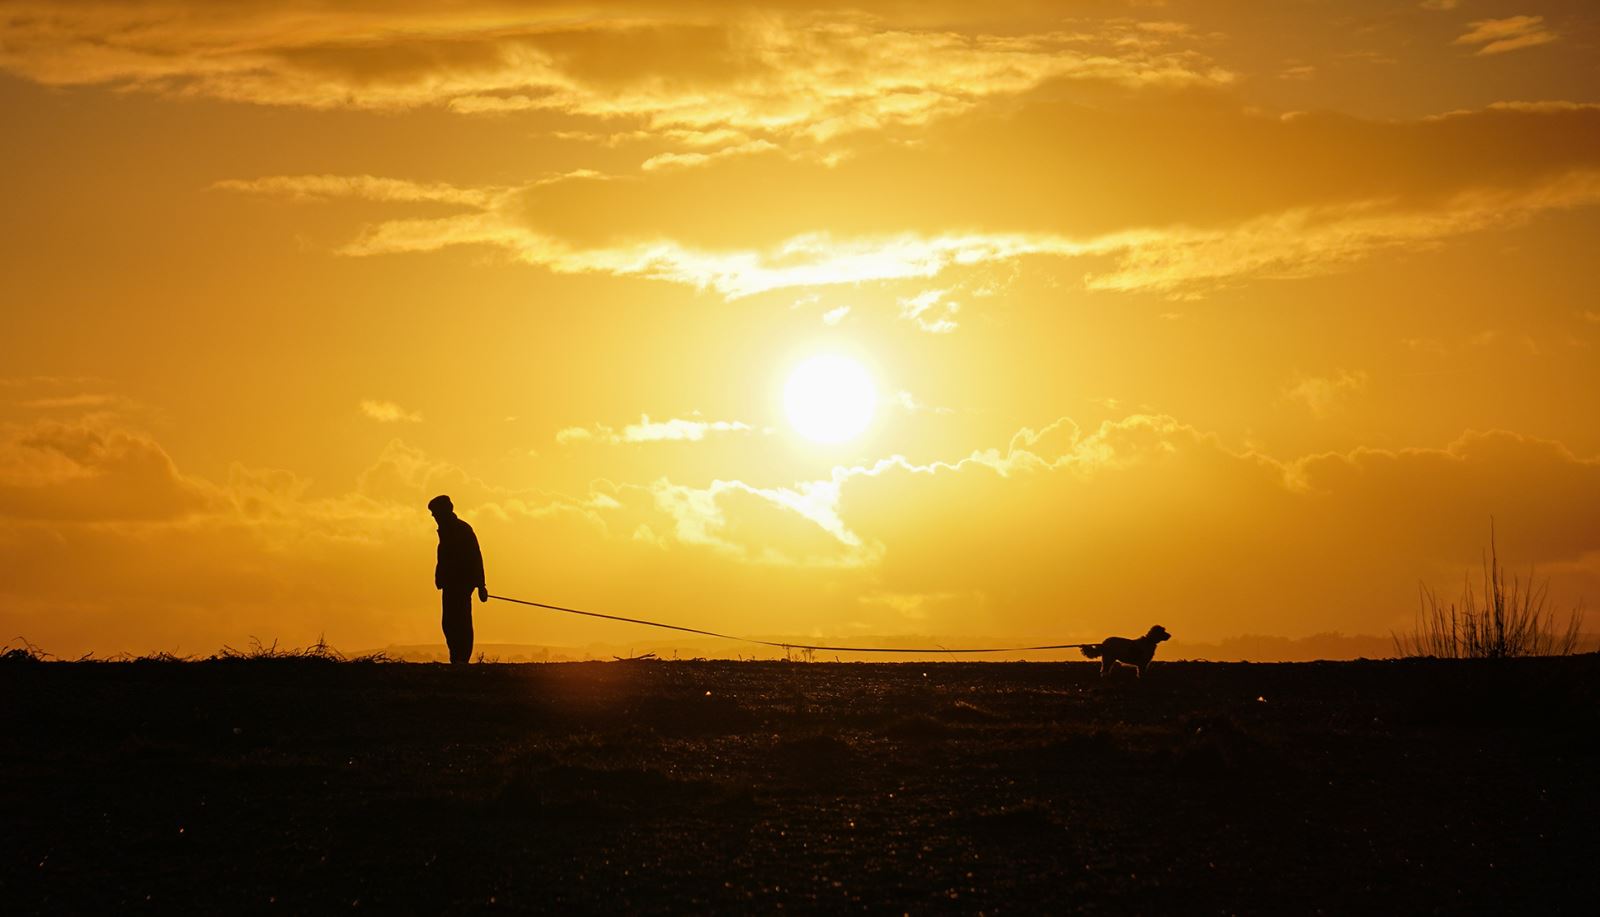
[4,656,1598,914]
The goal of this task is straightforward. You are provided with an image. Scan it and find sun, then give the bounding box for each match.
[784,354,878,443]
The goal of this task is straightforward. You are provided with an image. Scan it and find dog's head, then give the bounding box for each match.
[1147,625,1171,643]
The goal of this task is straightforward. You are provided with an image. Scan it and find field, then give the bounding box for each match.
[4,656,1598,913]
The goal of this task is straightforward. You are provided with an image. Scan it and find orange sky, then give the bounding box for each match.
[2,0,1597,659]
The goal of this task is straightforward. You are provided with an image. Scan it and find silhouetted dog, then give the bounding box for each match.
[1080,626,1170,678]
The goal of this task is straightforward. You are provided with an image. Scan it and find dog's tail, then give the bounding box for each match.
[1079,644,1103,659]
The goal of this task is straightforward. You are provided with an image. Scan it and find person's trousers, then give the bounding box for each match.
[441,587,475,664]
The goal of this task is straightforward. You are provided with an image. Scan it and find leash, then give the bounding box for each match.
[488,594,1093,655]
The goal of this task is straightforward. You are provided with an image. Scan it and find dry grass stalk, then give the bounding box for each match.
[1394,521,1584,659]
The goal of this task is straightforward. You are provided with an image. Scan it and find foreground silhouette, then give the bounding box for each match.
[6,658,1596,912]
[1081,625,1171,677]
[429,494,487,664]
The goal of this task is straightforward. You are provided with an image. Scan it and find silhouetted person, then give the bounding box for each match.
[428,495,486,664]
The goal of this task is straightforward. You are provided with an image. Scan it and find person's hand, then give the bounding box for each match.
[478,586,489,603]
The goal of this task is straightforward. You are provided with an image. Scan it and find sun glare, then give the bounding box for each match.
[784,354,878,443]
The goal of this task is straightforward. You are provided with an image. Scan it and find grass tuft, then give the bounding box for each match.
[2,637,51,664]
[210,635,397,664]
[131,651,195,663]
[1394,521,1584,659]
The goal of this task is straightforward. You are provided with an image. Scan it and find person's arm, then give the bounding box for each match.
[470,528,487,602]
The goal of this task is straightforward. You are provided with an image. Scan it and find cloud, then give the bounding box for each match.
[0,6,1232,147]
[265,172,1600,300]
[0,417,212,521]
[1454,16,1558,55]
[0,423,574,654]
[857,590,976,622]
[4,379,135,415]
[642,476,879,567]
[1419,0,1458,11]
[17,394,126,410]
[0,376,104,389]
[892,391,955,415]
[822,416,1600,636]
[2,408,1596,655]
[239,170,1600,301]
[212,175,501,207]
[821,305,851,326]
[219,102,1600,299]
[557,415,755,445]
[360,400,422,423]
[1283,370,1368,416]
[641,140,782,172]
[1426,101,1600,121]
[1080,174,1600,295]
[898,289,961,333]
[622,416,754,442]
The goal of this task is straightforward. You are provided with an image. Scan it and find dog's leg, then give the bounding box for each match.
[1100,658,1112,677]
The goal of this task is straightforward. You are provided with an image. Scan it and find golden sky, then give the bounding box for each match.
[2,0,1597,658]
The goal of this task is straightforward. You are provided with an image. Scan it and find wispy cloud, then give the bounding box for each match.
[0,7,1232,150]
[1082,174,1600,295]
[18,394,125,410]
[1426,101,1600,121]
[360,400,422,423]
[333,216,1107,298]
[212,175,501,207]
[1454,16,1557,56]
[898,289,961,333]
[1282,370,1368,417]
[213,93,1600,300]
[622,415,754,443]
[645,476,880,567]
[225,169,1600,300]
[891,391,955,415]
[557,415,755,445]
[641,141,782,172]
